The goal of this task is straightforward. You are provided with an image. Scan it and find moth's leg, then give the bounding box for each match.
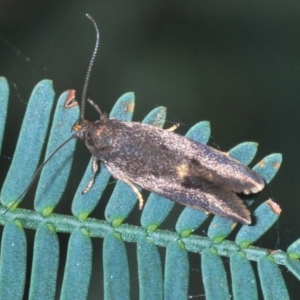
[165,123,180,132]
[87,98,102,115]
[82,156,99,194]
[122,178,144,210]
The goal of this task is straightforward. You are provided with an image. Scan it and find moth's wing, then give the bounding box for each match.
[168,181,251,224]
[100,121,264,195]
[182,141,265,195]
[100,122,252,224]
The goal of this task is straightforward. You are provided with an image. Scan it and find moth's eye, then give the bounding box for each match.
[73,123,82,132]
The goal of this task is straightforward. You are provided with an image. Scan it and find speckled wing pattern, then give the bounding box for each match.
[83,119,265,224]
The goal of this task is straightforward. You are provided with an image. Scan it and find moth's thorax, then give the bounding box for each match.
[74,118,122,158]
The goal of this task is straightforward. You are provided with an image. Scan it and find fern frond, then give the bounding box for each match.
[0,79,296,299]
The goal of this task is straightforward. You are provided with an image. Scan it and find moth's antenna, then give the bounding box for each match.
[4,135,76,214]
[4,15,99,213]
[80,14,100,122]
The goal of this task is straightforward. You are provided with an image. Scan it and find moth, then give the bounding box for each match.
[72,15,264,225]
[6,15,265,225]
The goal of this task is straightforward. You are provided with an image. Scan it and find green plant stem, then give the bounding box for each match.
[0,206,287,265]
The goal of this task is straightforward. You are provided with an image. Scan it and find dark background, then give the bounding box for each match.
[0,1,300,299]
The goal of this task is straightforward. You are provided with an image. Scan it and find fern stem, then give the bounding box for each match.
[0,206,288,266]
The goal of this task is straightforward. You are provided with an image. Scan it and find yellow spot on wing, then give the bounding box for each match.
[175,164,190,178]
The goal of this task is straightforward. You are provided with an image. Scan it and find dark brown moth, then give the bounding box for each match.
[72,15,265,225]
[6,14,265,224]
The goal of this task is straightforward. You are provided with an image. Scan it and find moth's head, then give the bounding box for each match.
[72,119,90,141]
